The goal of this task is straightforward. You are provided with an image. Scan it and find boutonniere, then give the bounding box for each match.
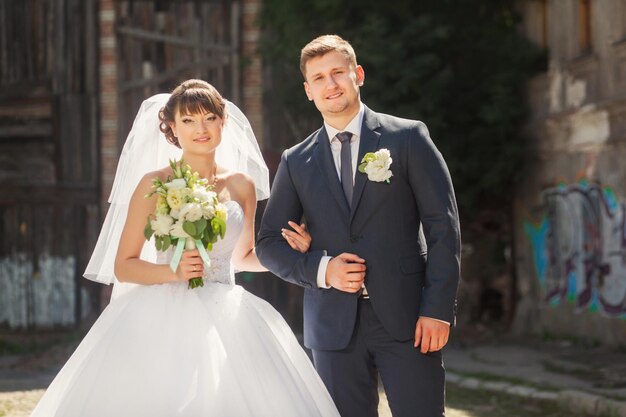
[358,149,393,183]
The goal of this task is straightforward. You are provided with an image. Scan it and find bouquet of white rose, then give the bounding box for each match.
[143,159,228,289]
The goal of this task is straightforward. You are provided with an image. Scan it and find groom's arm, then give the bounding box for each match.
[257,151,325,288]
[407,121,461,325]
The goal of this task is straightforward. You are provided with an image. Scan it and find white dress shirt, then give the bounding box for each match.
[316,104,364,289]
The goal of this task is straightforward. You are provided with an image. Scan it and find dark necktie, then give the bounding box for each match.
[336,132,353,207]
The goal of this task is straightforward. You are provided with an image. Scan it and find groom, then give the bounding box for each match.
[257,35,460,417]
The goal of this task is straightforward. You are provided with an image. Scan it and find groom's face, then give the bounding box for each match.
[303,51,364,124]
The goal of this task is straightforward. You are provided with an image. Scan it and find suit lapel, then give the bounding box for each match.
[350,107,381,222]
[313,128,351,217]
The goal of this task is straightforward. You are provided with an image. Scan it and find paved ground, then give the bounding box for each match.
[1,325,625,416]
[444,327,626,417]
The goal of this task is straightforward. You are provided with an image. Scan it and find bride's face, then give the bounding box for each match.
[170,110,225,153]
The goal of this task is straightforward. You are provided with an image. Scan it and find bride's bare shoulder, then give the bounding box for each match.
[221,170,255,202]
[135,167,174,194]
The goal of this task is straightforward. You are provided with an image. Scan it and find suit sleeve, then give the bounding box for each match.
[256,151,325,288]
[407,122,461,324]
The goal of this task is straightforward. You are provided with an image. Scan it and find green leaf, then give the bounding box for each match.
[361,152,376,163]
[188,277,204,289]
[183,221,197,238]
[155,236,163,251]
[144,218,154,241]
[162,235,171,251]
[195,218,207,235]
[211,218,220,233]
[217,218,227,239]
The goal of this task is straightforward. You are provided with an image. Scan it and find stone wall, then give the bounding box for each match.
[515,0,626,346]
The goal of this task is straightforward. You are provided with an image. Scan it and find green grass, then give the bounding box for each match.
[0,329,86,358]
[449,369,558,392]
[447,385,589,417]
[538,331,601,348]
[0,339,23,355]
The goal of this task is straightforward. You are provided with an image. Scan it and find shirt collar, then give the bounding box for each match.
[324,102,365,143]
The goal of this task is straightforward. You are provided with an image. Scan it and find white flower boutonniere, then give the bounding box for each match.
[358,149,393,183]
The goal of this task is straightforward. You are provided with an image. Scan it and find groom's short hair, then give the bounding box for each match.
[300,35,357,79]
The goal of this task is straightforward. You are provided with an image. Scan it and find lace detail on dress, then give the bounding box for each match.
[202,254,233,285]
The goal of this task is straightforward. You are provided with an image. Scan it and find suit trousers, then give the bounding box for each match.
[312,299,446,417]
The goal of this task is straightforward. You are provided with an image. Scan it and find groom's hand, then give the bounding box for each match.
[414,317,450,354]
[325,253,366,293]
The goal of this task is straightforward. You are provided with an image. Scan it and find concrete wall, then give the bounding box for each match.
[515,0,626,346]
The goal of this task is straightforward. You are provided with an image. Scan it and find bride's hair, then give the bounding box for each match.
[158,79,226,148]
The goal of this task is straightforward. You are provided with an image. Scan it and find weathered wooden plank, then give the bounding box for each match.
[0,185,98,205]
[117,25,233,52]
[119,58,230,92]
[0,204,97,329]
[0,123,53,138]
[231,1,240,103]
[0,100,52,118]
[24,0,34,79]
[0,80,52,100]
[0,3,7,82]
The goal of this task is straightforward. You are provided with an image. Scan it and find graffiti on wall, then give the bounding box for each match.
[524,180,626,318]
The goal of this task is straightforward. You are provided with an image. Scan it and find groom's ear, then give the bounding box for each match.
[356,65,365,87]
[304,82,313,101]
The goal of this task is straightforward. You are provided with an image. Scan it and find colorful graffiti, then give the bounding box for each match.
[524,180,626,318]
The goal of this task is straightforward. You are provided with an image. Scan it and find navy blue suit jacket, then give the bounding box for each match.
[257,105,461,351]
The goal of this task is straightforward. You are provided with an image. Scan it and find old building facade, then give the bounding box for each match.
[516,0,626,345]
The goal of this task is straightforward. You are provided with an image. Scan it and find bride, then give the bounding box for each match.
[30,79,340,417]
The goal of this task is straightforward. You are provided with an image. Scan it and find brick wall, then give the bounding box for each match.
[98,0,118,305]
[99,0,118,204]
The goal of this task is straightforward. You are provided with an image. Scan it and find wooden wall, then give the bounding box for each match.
[0,0,100,329]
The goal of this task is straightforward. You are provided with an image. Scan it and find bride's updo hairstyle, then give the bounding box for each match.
[159,79,226,148]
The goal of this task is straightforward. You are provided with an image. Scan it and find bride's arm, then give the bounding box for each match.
[114,172,202,284]
[231,173,312,272]
[230,174,267,272]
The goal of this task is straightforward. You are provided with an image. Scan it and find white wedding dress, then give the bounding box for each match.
[31,201,339,417]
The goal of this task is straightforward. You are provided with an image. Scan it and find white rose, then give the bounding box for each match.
[365,164,393,182]
[192,187,215,203]
[169,219,190,239]
[364,149,393,182]
[179,202,204,222]
[170,208,180,219]
[166,188,186,211]
[375,149,392,169]
[150,214,174,236]
[165,178,187,189]
[202,203,216,219]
